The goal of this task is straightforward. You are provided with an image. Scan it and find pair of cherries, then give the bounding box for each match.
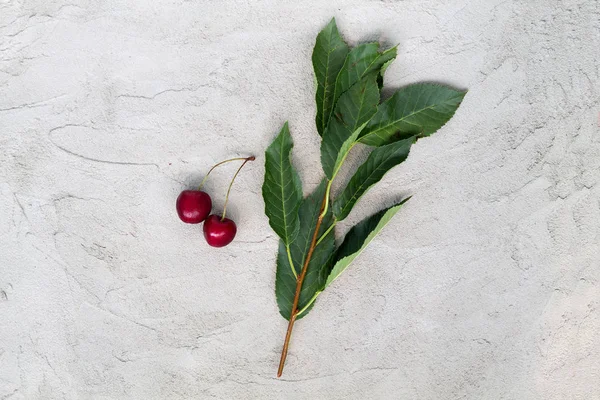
[176,156,254,247]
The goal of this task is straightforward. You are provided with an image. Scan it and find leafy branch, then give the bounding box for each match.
[262,18,467,377]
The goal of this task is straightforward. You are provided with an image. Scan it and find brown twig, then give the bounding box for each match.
[277,189,328,377]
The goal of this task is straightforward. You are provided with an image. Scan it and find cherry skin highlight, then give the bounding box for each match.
[176,190,212,224]
[203,214,237,247]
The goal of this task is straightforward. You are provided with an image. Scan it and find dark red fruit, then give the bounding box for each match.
[203,214,237,247]
[176,190,212,224]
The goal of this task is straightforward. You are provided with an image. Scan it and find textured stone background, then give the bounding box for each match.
[1,0,599,399]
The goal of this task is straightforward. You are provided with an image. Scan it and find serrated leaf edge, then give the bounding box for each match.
[325,198,410,288]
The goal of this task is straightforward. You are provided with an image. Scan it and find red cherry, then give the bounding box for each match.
[176,190,212,224]
[203,214,237,247]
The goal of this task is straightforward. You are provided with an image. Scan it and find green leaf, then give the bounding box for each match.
[377,58,395,90]
[313,18,350,136]
[320,73,380,179]
[358,83,466,147]
[332,44,397,113]
[276,181,335,320]
[262,122,303,245]
[325,198,410,288]
[333,137,415,221]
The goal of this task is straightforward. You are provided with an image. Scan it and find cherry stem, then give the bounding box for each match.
[221,156,255,221]
[198,157,252,190]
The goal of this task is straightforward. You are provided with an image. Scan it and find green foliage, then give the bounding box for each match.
[275,181,335,320]
[262,122,303,245]
[263,19,466,322]
[326,199,409,288]
[313,18,350,136]
[320,73,380,179]
[333,44,397,112]
[333,137,414,221]
[359,83,466,146]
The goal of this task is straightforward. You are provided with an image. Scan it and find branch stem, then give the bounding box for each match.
[277,140,355,377]
[277,186,328,377]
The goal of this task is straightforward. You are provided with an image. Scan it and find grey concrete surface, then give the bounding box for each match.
[1,0,599,399]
